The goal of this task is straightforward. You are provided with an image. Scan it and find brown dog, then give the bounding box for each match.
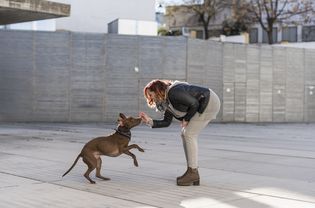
[62,113,144,184]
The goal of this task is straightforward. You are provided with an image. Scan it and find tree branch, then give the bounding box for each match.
[276,0,288,18]
[263,0,271,20]
[251,0,268,31]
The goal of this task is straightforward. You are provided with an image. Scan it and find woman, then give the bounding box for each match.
[140,79,221,186]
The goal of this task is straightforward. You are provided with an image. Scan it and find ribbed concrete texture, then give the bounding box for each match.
[187,39,223,121]
[1,30,315,122]
[222,43,315,122]
[0,123,315,207]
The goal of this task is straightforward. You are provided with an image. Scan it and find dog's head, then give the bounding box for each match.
[117,113,142,129]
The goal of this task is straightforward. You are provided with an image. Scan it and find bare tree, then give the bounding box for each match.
[222,0,255,36]
[168,0,229,39]
[246,0,315,44]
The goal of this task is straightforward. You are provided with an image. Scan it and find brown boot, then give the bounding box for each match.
[177,167,200,186]
[176,167,189,182]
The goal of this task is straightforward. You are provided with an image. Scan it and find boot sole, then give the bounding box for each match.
[177,180,200,186]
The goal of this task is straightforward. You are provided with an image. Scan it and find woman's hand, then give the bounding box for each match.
[181,120,188,128]
[139,112,151,124]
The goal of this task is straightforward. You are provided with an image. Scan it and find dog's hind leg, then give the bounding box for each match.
[82,156,97,184]
[95,158,110,181]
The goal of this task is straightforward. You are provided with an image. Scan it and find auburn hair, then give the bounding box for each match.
[143,79,172,108]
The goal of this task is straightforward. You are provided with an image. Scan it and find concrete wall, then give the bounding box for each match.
[0,30,219,122]
[1,30,315,123]
[222,44,315,122]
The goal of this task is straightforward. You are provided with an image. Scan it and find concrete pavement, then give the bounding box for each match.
[0,122,315,208]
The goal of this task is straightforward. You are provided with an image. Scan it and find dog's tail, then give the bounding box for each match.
[62,154,81,177]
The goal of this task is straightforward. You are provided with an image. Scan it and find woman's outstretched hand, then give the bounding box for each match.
[139,112,150,124]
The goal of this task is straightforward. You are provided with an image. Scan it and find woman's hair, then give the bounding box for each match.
[143,79,172,108]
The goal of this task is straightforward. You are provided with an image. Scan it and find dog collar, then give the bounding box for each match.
[114,128,131,139]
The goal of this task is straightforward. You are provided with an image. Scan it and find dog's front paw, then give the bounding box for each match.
[139,148,145,152]
[134,161,139,167]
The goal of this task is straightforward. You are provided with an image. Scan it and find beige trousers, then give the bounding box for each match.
[181,89,221,168]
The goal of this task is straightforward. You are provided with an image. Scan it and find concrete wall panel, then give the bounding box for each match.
[206,42,223,120]
[205,42,223,90]
[32,32,70,121]
[223,44,235,83]
[234,45,247,122]
[162,37,186,80]
[138,36,164,78]
[272,47,287,122]
[69,33,106,122]
[187,40,223,121]
[187,39,207,85]
[305,85,315,122]
[223,83,234,122]
[0,31,33,121]
[104,35,139,121]
[285,48,304,122]
[234,44,247,83]
[305,49,315,85]
[259,46,273,122]
[234,82,246,122]
[246,45,260,122]
[304,49,315,121]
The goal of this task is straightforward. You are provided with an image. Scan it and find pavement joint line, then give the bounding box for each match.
[206,133,315,142]
[213,148,315,159]
[0,170,162,207]
[201,166,315,180]
[212,144,315,153]
[50,182,164,208]
[0,150,184,181]
[119,150,315,170]
[0,151,63,163]
[0,149,184,175]
[0,185,20,190]
[0,171,51,184]
[209,185,315,204]
[202,156,315,170]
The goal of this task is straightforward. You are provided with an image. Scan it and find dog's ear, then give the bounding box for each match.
[117,118,124,126]
[119,113,126,119]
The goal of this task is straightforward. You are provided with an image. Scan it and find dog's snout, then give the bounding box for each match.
[125,117,141,128]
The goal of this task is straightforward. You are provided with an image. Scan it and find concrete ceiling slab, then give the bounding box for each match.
[0,0,70,25]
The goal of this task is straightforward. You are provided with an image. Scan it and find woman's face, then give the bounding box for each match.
[147,90,157,102]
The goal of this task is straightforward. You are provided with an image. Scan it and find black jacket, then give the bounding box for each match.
[152,83,210,128]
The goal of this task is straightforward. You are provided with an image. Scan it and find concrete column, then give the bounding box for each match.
[277,26,282,43]
[297,25,303,42]
[257,25,263,43]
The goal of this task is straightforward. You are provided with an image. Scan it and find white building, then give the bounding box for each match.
[108,19,157,36]
[2,0,157,34]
